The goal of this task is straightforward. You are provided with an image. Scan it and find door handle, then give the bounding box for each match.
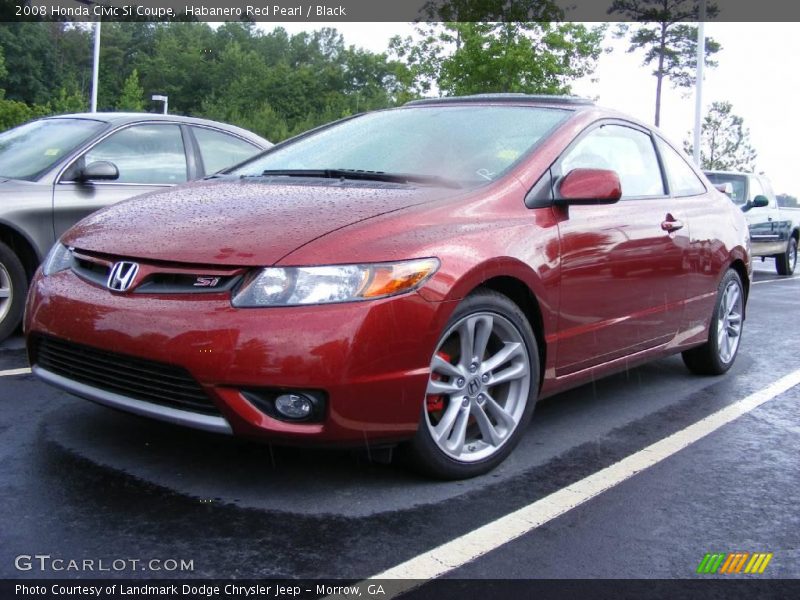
[661,218,684,233]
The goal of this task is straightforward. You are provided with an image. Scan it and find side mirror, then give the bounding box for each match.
[78,161,119,182]
[555,168,622,205]
[742,194,769,212]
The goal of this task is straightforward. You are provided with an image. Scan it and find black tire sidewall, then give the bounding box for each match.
[0,242,27,342]
[407,289,540,479]
[776,237,797,276]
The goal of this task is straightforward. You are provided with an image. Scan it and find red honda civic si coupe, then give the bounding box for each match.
[25,95,751,479]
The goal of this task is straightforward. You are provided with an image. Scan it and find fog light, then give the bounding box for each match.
[274,393,313,420]
[241,388,326,423]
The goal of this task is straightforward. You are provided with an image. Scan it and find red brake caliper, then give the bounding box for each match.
[426,351,452,414]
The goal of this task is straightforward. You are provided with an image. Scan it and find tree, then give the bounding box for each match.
[0,23,61,105]
[610,0,721,126]
[48,86,87,114]
[683,101,757,171]
[138,22,217,115]
[389,21,606,97]
[0,21,414,139]
[116,69,145,111]
[0,23,92,104]
[0,43,43,129]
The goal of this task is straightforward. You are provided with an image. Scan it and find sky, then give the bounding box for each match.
[266,21,800,196]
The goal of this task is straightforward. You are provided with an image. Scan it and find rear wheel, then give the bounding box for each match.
[775,236,797,276]
[682,269,744,375]
[405,289,539,479]
[0,241,27,342]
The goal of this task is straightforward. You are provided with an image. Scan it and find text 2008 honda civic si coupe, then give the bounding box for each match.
[25,95,751,479]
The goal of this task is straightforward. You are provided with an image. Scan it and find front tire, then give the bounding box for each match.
[775,236,797,276]
[0,241,27,343]
[682,269,745,376]
[405,289,539,479]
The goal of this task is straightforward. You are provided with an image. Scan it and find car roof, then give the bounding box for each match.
[403,94,673,145]
[704,170,755,176]
[42,112,272,147]
[404,93,595,108]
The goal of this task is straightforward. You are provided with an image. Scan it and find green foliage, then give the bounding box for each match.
[48,86,88,114]
[0,91,50,130]
[390,21,606,97]
[0,18,601,141]
[0,23,57,104]
[116,69,145,111]
[136,22,217,114]
[200,98,291,142]
[610,0,721,126]
[683,101,757,171]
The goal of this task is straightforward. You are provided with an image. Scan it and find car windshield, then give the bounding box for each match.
[705,172,748,205]
[232,105,571,187]
[0,118,107,181]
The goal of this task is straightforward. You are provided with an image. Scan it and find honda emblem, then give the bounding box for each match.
[107,261,139,292]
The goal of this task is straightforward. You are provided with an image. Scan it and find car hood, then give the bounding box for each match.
[0,178,41,189]
[63,179,452,266]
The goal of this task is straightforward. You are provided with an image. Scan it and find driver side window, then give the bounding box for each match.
[748,176,765,202]
[69,124,188,185]
[561,124,665,198]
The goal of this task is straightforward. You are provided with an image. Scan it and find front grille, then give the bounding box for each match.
[32,336,220,415]
[70,249,241,294]
[72,254,111,287]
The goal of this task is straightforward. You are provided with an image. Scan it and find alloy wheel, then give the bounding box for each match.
[424,311,531,463]
[0,263,12,323]
[716,278,743,364]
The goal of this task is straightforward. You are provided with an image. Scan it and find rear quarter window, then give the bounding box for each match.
[656,137,706,197]
[192,127,262,174]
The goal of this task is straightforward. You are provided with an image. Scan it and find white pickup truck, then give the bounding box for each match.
[705,171,799,276]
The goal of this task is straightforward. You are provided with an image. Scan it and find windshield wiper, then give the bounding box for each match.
[258,169,462,189]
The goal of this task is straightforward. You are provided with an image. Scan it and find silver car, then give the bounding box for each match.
[0,112,271,341]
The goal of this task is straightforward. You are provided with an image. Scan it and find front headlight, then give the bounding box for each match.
[41,243,73,276]
[232,258,439,307]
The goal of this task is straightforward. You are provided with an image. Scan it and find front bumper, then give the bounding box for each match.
[32,366,233,434]
[25,269,448,444]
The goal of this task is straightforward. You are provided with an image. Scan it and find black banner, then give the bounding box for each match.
[1,0,799,23]
[3,579,800,600]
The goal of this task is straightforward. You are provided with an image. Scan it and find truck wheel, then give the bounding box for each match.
[0,241,27,342]
[682,269,744,376]
[775,236,797,276]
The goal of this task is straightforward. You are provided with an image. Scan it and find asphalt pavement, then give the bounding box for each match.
[0,260,798,587]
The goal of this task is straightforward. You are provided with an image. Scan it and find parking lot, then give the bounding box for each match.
[1,260,798,586]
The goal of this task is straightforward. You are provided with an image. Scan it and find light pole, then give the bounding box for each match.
[90,21,101,112]
[151,95,169,115]
[692,0,707,167]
